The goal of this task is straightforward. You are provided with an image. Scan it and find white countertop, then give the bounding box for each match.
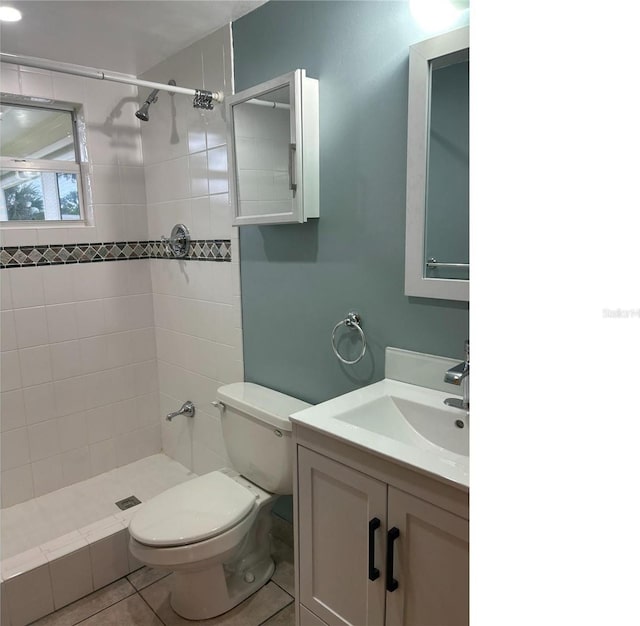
[290,378,469,490]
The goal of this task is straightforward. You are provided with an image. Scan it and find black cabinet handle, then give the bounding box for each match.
[368,517,381,581]
[386,527,400,592]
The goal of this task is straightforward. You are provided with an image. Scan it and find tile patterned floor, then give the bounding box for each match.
[31,536,295,626]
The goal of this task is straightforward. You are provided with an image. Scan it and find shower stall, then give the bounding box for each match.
[0,23,242,624]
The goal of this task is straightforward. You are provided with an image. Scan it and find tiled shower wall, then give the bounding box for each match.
[0,64,160,508]
[140,24,243,475]
[0,23,241,508]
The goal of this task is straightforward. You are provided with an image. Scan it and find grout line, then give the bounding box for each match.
[257,599,295,626]
[138,589,169,626]
[269,577,295,600]
[69,584,138,625]
[33,576,136,625]
[128,570,171,592]
[74,600,116,625]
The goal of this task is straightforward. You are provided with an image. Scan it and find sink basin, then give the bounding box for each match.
[290,378,469,488]
[334,395,468,457]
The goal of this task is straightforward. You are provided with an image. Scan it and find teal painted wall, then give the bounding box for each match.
[233,1,469,407]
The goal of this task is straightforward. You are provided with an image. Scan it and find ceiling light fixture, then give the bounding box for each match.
[0,6,22,22]
[409,0,467,34]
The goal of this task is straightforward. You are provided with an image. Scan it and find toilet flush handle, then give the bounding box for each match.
[211,400,226,412]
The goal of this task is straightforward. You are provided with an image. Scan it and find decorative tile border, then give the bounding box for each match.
[0,239,231,269]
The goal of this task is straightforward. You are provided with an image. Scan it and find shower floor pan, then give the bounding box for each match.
[0,454,195,626]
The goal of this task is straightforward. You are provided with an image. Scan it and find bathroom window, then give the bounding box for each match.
[0,101,85,222]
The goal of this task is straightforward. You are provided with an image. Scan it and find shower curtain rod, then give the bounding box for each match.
[247,98,290,110]
[0,52,224,108]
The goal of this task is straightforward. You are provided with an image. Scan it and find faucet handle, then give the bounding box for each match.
[166,400,195,421]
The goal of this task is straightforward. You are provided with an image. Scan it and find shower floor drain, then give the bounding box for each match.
[115,495,142,511]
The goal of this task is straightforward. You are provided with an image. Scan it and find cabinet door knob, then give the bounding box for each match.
[386,527,400,592]
[368,517,381,581]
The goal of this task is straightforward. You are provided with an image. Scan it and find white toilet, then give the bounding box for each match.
[128,382,310,620]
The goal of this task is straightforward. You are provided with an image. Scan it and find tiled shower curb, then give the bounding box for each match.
[0,239,231,269]
[1,509,294,625]
[0,508,143,626]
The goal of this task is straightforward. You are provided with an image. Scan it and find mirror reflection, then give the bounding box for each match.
[424,51,469,280]
[231,85,293,219]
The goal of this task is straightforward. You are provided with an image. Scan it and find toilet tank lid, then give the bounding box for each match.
[217,383,311,431]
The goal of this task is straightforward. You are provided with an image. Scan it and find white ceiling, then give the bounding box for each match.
[0,1,267,76]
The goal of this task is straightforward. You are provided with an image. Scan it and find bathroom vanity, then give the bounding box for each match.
[290,350,469,626]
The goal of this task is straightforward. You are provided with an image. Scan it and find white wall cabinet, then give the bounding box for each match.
[227,69,319,226]
[294,432,468,626]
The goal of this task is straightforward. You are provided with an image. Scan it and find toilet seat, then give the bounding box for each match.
[129,471,256,547]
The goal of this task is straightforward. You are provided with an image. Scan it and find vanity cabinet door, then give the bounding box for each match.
[298,447,387,626]
[385,487,469,626]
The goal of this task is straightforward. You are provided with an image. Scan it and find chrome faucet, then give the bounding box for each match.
[444,340,469,410]
[166,400,195,421]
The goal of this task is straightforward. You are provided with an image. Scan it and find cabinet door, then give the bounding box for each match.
[298,447,387,626]
[385,487,469,626]
[228,69,319,225]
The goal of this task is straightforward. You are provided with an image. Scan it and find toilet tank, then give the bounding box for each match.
[216,383,311,494]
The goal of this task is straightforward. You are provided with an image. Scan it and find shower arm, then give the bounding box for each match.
[0,51,223,109]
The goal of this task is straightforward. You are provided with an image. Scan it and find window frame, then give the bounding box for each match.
[0,96,88,226]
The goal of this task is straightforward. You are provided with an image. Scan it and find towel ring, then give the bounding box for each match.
[331,312,367,365]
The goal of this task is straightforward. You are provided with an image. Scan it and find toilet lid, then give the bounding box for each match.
[129,472,256,547]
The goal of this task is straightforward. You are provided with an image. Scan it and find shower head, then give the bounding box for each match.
[135,80,176,122]
[135,101,151,122]
[135,88,159,122]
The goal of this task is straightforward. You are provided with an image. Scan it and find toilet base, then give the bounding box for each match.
[128,473,278,620]
[167,496,276,620]
[170,556,275,620]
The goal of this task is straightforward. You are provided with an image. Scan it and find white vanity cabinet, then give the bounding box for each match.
[293,428,469,626]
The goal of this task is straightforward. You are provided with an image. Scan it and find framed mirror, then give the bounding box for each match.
[404,26,469,300]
